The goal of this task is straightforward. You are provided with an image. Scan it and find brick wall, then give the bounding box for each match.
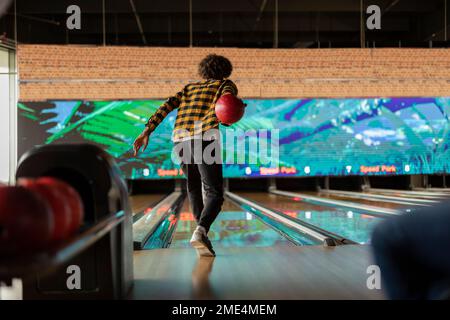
[17,45,450,101]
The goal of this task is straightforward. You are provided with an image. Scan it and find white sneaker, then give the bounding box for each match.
[190,227,216,257]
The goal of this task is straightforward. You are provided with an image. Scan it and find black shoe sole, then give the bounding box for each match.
[190,239,216,257]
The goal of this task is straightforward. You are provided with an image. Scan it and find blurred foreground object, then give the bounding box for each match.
[372,200,450,299]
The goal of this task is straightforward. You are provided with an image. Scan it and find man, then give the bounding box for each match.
[133,54,239,257]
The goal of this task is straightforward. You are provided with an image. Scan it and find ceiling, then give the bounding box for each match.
[1,0,449,48]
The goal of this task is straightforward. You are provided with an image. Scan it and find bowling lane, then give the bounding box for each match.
[130,194,166,216]
[170,199,293,248]
[301,191,417,210]
[238,192,384,244]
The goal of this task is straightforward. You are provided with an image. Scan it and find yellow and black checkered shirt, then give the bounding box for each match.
[145,79,238,141]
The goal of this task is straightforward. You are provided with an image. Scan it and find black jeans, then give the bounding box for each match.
[175,139,224,233]
[371,200,450,299]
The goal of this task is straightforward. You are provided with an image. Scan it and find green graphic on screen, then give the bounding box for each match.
[18,97,450,179]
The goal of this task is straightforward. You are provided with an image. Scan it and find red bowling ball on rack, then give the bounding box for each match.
[0,177,84,255]
[0,185,54,254]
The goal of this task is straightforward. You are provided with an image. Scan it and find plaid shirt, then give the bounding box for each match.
[146,79,238,141]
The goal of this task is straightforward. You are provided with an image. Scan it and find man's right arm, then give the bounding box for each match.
[133,89,184,156]
[222,80,238,96]
[143,89,184,136]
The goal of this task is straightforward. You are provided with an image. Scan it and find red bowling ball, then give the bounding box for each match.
[36,177,84,235]
[0,185,54,254]
[215,94,245,125]
[18,178,73,242]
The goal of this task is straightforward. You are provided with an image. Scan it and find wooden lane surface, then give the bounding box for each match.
[131,244,385,300]
[129,194,166,216]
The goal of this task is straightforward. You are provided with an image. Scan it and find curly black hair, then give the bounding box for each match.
[198,54,233,80]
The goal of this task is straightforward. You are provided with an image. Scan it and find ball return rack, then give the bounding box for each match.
[0,144,133,299]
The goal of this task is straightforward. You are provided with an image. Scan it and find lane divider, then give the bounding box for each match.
[413,188,450,193]
[132,192,184,249]
[132,194,170,223]
[226,191,357,246]
[319,189,436,206]
[144,196,185,249]
[367,188,450,198]
[270,189,401,217]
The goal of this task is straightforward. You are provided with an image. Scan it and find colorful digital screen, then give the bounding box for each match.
[18,97,450,179]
